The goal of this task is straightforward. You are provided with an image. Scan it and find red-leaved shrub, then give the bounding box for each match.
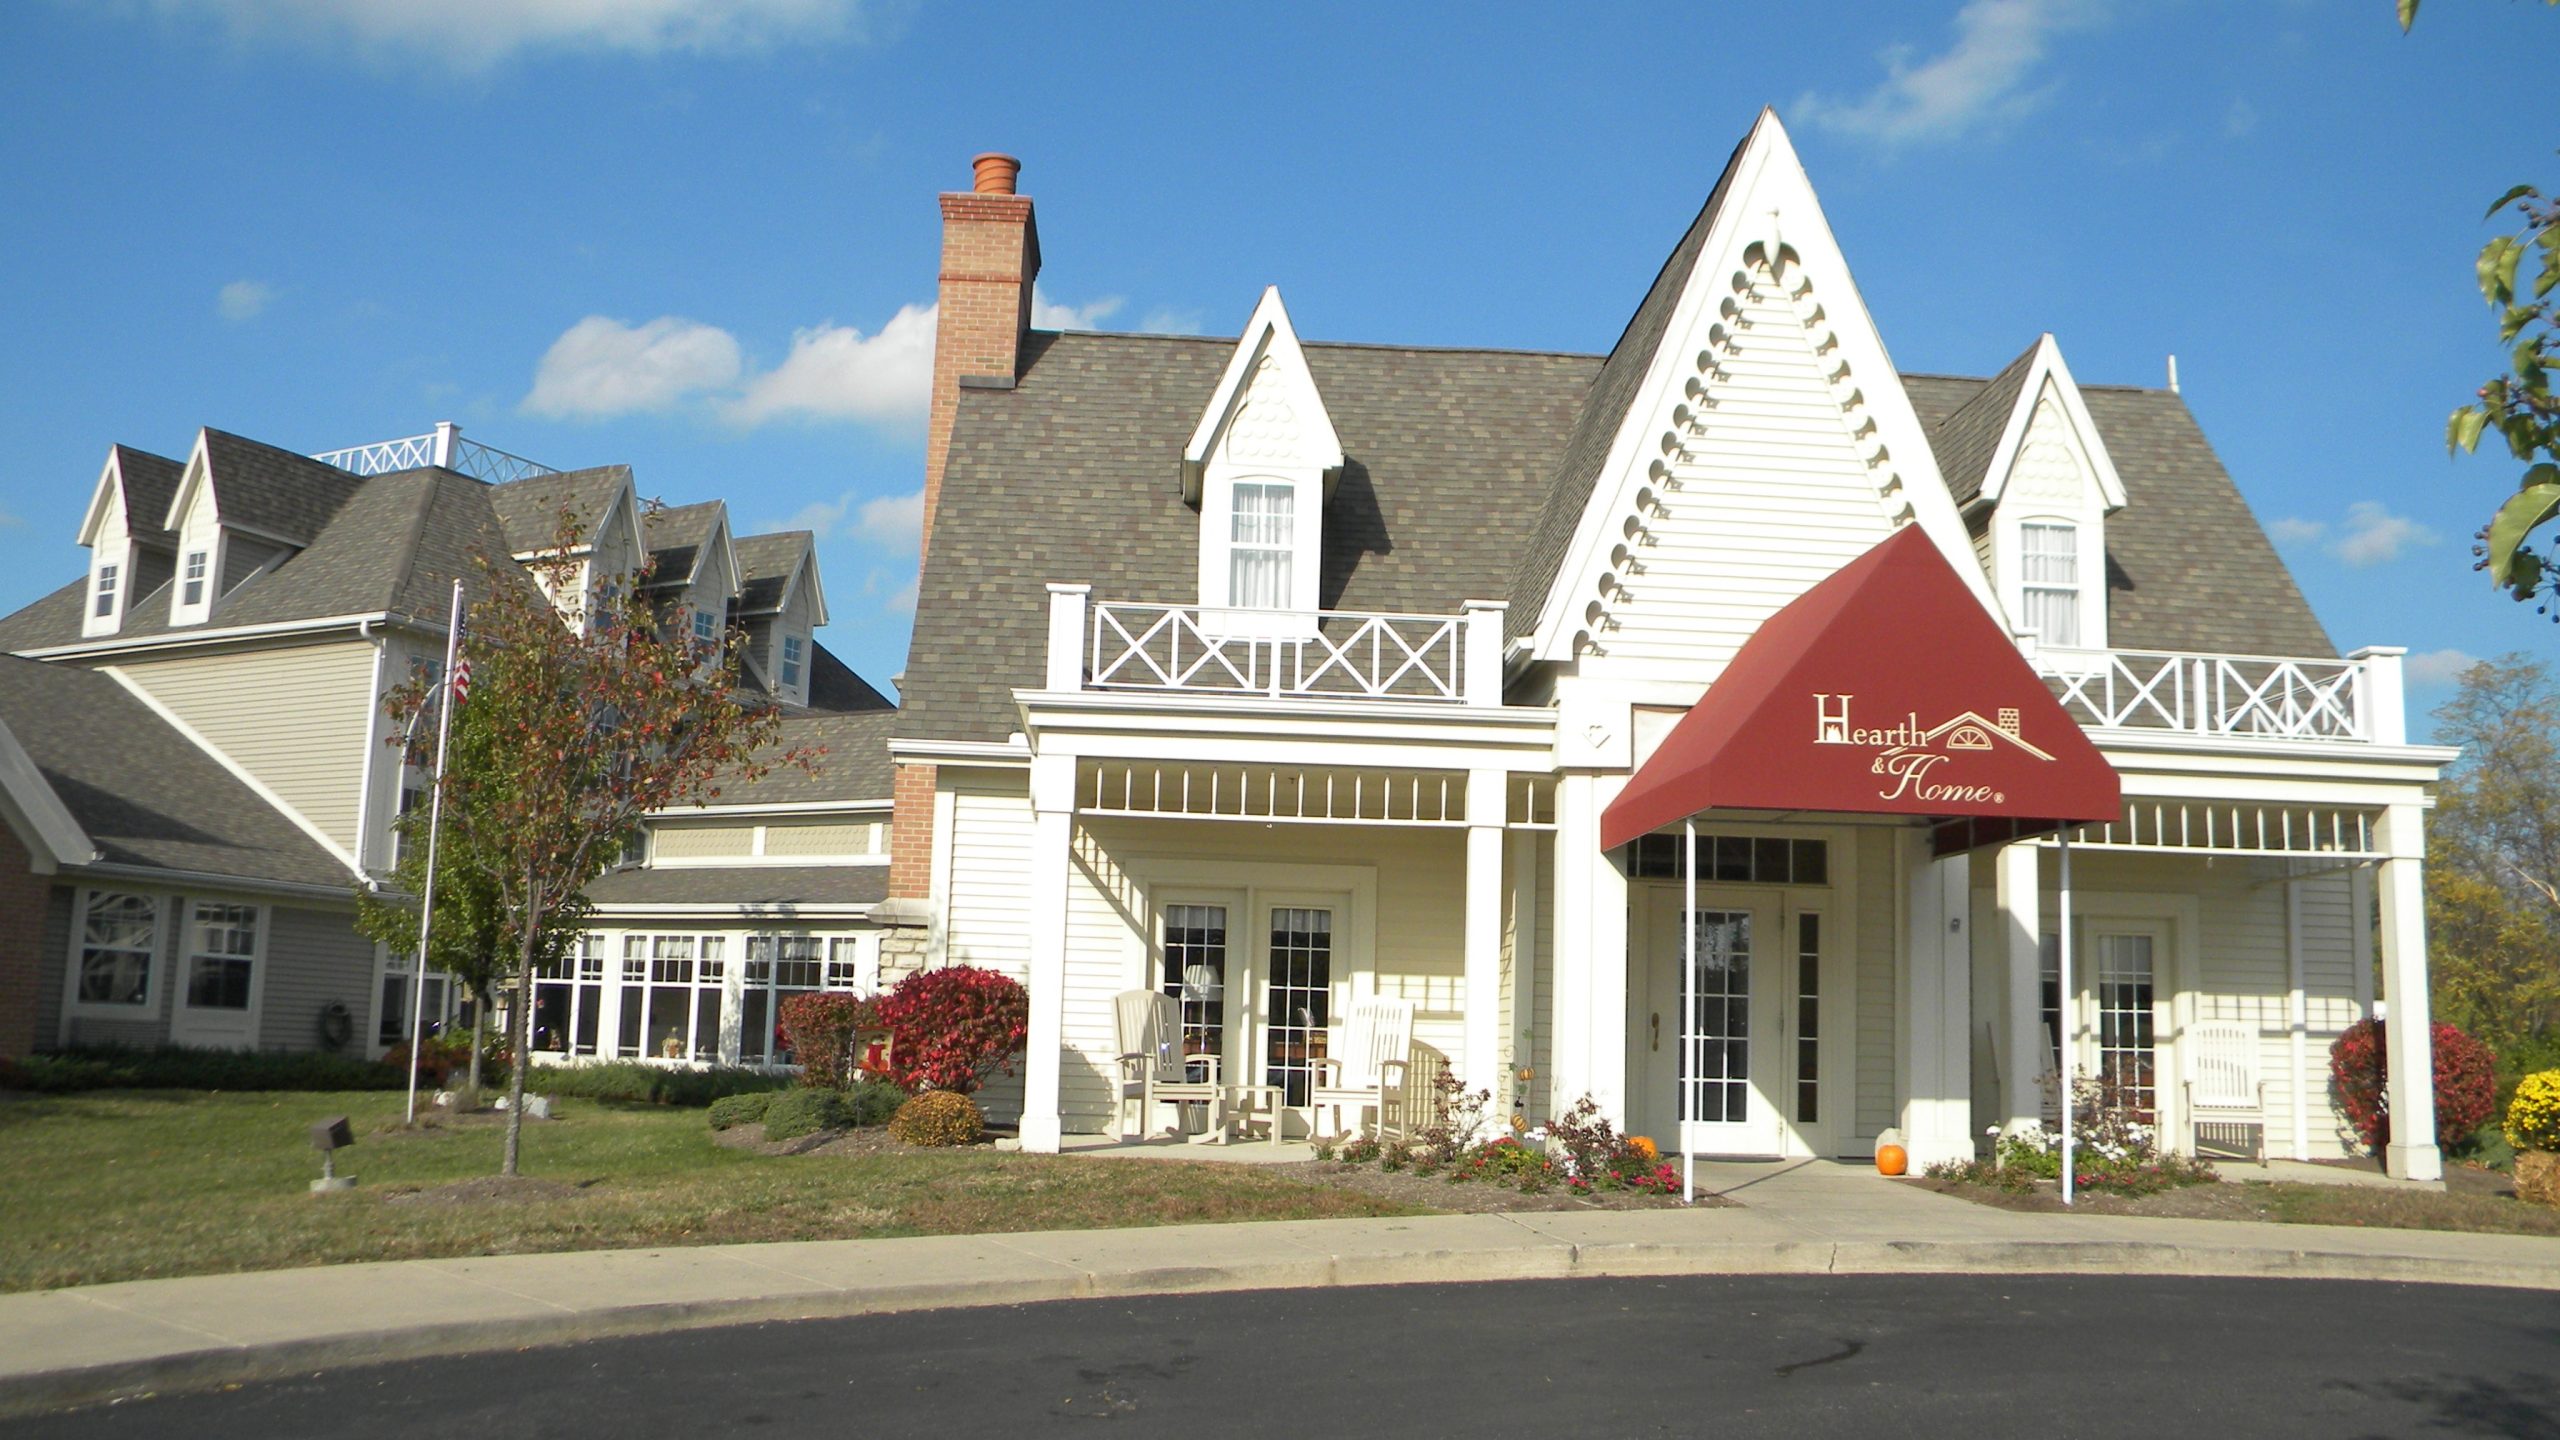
[875,965,1029,1095]
[2329,1018,2499,1148]
[778,992,885,1090]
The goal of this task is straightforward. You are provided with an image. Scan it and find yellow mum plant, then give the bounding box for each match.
[2507,1070,2560,1154]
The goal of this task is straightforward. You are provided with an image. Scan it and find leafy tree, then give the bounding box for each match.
[2399,1,2560,610]
[385,514,813,1175]
[2425,655,2560,1069]
[355,692,587,1096]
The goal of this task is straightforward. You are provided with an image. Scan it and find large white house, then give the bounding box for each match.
[881,115,2457,1180]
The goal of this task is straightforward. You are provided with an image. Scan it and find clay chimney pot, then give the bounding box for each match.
[971,153,1022,195]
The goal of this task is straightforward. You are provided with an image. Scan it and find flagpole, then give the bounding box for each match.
[406,580,464,1126]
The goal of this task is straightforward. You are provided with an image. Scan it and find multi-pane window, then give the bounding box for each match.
[1630,835,1828,886]
[1227,482,1294,609]
[780,634,805,689]
[379,946,463,1046]
[531,937,606,1057]
[692,605,718,646]
[1161,905,1228,1081]
[620,935,727,1062]
[741,934,844,1066]
[2096,934,2157,1119]
[1684,910,1752,1124]
[76,892,158,1006]
[180,550,209,608]
[1794,912,1821,1125]
[1263,908,1332,1105]
[92,563,118,618]
[184,902,257,1011]
[2019,522,2080,647]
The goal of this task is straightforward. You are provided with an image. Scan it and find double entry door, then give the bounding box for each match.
[1155,890,1342,1108]
[1637,886,1835,1159]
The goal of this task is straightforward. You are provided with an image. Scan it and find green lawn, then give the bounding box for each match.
[0,1090,1414,1294]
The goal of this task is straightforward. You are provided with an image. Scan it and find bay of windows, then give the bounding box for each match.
[524,931,872,1067]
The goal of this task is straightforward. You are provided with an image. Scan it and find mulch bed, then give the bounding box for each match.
[1261,1160,1728,1213]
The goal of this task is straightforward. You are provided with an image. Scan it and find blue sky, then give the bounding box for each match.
[2,1,2553,736]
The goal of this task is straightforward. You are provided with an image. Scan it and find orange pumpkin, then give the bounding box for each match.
[1875,1143,1909,1177]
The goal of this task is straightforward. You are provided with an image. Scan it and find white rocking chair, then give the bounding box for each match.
[1306,997,1414,1140]
[2184,1020,2269,1165]
[1113,989,1227,1142]
[1378,1040,1451,1145]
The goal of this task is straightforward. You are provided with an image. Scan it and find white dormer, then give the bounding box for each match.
[76,458,134,639]
[1184,287,1343,637]
[1965,336,2127,654]
[162,446,225,627]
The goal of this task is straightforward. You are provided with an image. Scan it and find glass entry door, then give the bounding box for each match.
[1643,888,1789,1157]
[1154,891,1344,1113]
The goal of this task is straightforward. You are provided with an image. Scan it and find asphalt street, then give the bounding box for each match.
[16,1275,2558,1439]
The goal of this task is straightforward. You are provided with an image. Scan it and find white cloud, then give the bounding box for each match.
[522,315,744,420]
[216,279,277,321]
[2266,503,2437,567]
[1794,0,2105,147]
[2404,649,2482,687]
[1138,307,1206,336]
[1030,289,1123,331]
[128,0,875,70]
[2331,501,2436,567]
[2222,97,2259,139]
[776,488,921,550]
[722,303,935,428]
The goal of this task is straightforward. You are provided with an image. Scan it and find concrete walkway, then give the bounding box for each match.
[4,1159,2556,1418]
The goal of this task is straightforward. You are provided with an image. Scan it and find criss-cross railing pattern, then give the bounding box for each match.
[1090,603,1467,702]
[312,430,557,483]
[2038,647,2367,741]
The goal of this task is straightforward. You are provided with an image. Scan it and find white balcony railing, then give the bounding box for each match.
[313,421,558,484]
[1047,587,1507,707]
[2035,645,2406,745]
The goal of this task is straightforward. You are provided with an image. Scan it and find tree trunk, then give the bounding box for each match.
[467,985,486,1095]
[502,876,541,1177]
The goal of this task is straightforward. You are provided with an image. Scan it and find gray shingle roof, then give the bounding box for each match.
[643,500,724,589]
[733,532,812,616]
[696,708,898,807]
[805,641,894,714]
[200,429,365,545]
[110,446,182,544]
[0,655,349,889]
[899,330,1598,743]
[902,329,2337,743]
[0,468,523,651]
[487,466,629,554]
[584,864,886,908]
[1929,340,2040,508]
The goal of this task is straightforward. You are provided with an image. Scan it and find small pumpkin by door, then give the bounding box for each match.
[1875,1143,1908,1177]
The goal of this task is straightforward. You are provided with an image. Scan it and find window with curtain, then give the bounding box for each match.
[1227,482,1294,609]
[77,892,158,1006]
[2019,522,2080,646]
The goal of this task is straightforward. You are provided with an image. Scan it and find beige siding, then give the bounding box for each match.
[764,821,878,857]
[653,824,756,859]
[946,783,1034,979]
[255,905,373,1053]
[1528,833,1555,1128]
[1855,826,1898,1141]
[114,641,375,850]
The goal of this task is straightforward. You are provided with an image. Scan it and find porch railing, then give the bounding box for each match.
[2034,645,2406,745]
[1049,585,1508,707]
[313,421,558,484]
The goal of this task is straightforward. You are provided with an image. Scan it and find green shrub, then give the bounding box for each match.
[707,1092,777,1131]
[1,1046,405,1094]
[519,1063,790,1108]
[763,1087,852,1141]
[888,1090,984,1147]
[844,1076,910,1128]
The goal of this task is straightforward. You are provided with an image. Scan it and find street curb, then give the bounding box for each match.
[7,1233,2559,1419]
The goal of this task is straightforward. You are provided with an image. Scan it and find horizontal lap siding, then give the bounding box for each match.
[34,887,71,1048]
[1855,827,1897,1142]
[255,905,372,1054]
[945,782,1034,1124]
[1529,833,1554,1128]
[114,642,375,851]
[2293,871,2361,1154]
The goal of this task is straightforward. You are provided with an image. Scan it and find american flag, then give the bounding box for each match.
[447,620,472,708]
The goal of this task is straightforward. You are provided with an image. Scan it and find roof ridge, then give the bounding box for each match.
[1028,328,1604,362]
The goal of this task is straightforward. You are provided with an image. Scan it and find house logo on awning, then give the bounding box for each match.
[1813,694,2054,807]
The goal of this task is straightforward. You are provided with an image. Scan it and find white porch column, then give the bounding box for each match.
[1019,752,1076,1154]
[1463,769,1507,1101]
[1547,775,1595,1123]
[2376,803,2441,1182]
[1507,828,1542,1125]
[1994,840,2043,1130]
[1586,775,1631,1127]
[1897,831,1974,1168]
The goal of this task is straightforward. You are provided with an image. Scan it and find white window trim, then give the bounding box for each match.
[172,533,223,627]
[1998,509,2108,652]
[2038,890,2201,1152]
[172,897,269,1044]
[62,887,167,1027]
[1196,471,1322,638]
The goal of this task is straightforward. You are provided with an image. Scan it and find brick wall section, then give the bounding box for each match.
[895,175,1039,902]
[0,826,49,1059]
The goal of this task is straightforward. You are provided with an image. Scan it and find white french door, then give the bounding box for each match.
[1643,888,1786,1157]
[1153,889,1345,1111]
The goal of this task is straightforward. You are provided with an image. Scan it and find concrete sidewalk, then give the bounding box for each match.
[5,1160,2557,1418]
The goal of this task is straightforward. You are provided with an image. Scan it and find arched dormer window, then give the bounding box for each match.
[1183,288,1342,638]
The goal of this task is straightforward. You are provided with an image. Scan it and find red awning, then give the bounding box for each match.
[1600,526,2120,855]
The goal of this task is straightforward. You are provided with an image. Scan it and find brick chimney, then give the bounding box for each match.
[893,153,1039,905]
[922,152,1039,565]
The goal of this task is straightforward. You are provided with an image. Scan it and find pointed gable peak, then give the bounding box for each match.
[1967,333,2128,512]
[1180,285,1344,503]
